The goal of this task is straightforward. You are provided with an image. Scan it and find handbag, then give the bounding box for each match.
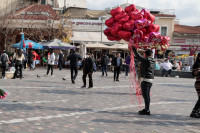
[15,60,22,65]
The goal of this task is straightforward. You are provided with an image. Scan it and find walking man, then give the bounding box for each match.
[125,54,131,77]
[101,53,109,76]
[67,50,82,84]
[1,50,9,79]
[81,53,94,89]
[132,46,155,115]
[112,53,122,81]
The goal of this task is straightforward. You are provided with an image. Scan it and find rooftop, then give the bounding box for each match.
[174,24,200,34]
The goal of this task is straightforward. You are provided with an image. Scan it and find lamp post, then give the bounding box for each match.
[20,12,26,49]
[100,16,106,42]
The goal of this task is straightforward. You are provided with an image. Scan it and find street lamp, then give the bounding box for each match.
[20,12,26,49]
[100,16,107,42]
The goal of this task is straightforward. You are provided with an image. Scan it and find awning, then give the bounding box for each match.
[85,42,109,49]
[71,31,117,44]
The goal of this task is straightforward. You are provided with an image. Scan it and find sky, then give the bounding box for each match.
[87,0,200,26]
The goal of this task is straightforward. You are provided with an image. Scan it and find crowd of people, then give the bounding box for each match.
[1,48,200,118]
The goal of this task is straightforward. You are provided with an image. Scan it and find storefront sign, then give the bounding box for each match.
[174,38,200,45]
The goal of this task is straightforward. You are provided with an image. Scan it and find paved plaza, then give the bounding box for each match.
[0,68,199,133]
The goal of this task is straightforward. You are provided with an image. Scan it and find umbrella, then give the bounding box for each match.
[42,39,76,49]
[12,39,44,49]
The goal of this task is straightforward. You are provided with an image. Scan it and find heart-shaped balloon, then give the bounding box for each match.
[134,18,149,30]
[111,7,123,17]
[123,20,135,31]
[104,28,112,36]
[148,32,161,43]
[118,30,132,42]
[162,36,170,44]
[107,36,121,41]
[111,23,122,36]
[130,12,143,20]
[118,15,129,24]
[146,13,155,23]
[105,17,115,27]
[125,4,136,13]
[148,23,160,32]
[140,8,150,18]
[130,29,143,44]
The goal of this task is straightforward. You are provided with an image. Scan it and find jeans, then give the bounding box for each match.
[47,64,53,75]
[162,69,172,76]
[14,64,23,78]
[58,60,63,70]
[82,72,93,87]
[71,67,78,81]
[101,65,107,75]
[125,65,129,76]
[194,96,200,110]
[32,60,36,69]
[141,81,152,111]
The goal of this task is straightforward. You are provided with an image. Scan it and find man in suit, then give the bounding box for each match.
[101,53,109,76]
[67,50,82,84]
[81,52,94,89]
[112,53,122,81]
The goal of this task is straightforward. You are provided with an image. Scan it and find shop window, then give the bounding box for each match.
[161,26,167,36]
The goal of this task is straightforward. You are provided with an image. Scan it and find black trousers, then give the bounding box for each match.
[24,60,27,69]
[47,64,53,75]
[1,66,6,78]
[71,67,78,81]
[82,72,93,87]
[114,66,120,80]
[14,64,23,78]
[194,96,200,110]
[141,81,152,111]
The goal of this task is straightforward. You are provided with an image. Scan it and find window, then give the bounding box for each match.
[161,26,167,36]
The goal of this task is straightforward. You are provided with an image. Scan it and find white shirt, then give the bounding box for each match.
[48,53,55,65]
[160,61,173,71]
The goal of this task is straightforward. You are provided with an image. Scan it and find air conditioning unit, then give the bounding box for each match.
[47,19,52,26]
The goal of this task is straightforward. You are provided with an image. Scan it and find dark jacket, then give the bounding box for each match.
[101,55,109,66]
[67,52,82,67]
[58,53,64,62]
[82,57,94,73]
[132,47,155,79]
[28,51,33,63]
[112,57,122,67]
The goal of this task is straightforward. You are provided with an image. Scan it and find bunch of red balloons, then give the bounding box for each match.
[104,4,170,51]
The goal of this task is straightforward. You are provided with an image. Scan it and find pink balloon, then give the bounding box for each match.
[134,18,149,30]
[111,7,123,17]
[148,32,161,43]
[105,17,115,27]
[118,30,132,41]
[162,36,170,44]
[125,4,136,13]
[130,29,143,44]
[123,20,135,31]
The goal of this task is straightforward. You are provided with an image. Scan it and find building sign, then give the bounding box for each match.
[68,19,106,31]
[174,38,200,45]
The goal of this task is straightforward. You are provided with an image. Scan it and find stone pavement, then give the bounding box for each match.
[0,68,199,133]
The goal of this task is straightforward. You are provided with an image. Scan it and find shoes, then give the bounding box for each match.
[81,85,86,88]
[106,73,108,76]
[116,79,119,81]
[44,75,49,77]
[87,86,93,89]
[138,109,151,115]
[72,80,75,84]
[190,110,200,118]
[11,77,15,79]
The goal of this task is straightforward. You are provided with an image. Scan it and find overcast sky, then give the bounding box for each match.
[87,0,200,26]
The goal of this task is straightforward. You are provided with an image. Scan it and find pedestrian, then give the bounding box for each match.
[32,50,38,70]
[58,50,64,70]
[81,53,94,89]
[125,54,131,77]
[45,49,55,77]
[67,50,82,84]
[101,53,109,76]
[160,59,173,77]
[190,53,200,118]
[112,53,122,81]
[28,49,33,70]
[132,46,155,115]
[1,50,9,79]
[12,49,25,79]
[23,50,28,69]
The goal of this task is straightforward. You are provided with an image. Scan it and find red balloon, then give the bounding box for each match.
[162,36,170,44]
[110,7,123,17]
[130,29,143,44]
[105,17,115,27]
[118,31,132,41]
[104,28,112,36]
[140,8,150,17]
[123,20,135,31]
[118,15,129,24]
[148,24,160,32]
[148,32,161,43]
[130,12,143,20]
[146,13,155,23]
[125,4,136,13]
[111,23,122,36]
[107,36,121,41]
[29,44,32,48]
